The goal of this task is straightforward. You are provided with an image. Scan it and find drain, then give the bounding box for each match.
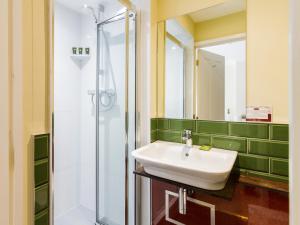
[98,221,109,225]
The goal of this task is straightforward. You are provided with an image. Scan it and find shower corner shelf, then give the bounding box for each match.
[70,54,91,69]
[70,54,91,61]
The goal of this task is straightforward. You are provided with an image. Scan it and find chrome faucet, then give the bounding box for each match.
[182,130,192,156]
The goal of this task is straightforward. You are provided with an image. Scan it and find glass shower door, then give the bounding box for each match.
[96,11,136,225]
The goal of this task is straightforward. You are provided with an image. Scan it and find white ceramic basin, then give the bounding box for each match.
[132,141,238,190]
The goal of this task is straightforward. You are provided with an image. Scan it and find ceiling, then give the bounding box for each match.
[55,0,123,15]
[189,0,246,23]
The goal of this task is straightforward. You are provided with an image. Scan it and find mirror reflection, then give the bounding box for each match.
[159,0,247,121]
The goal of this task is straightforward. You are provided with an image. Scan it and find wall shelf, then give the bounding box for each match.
[70,54,90,61]
[70,54,91,69]
[134,166,238,200]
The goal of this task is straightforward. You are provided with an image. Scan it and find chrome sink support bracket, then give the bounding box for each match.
[165,190,216,225]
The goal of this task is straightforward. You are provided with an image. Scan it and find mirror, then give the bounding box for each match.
[157,0,247,121]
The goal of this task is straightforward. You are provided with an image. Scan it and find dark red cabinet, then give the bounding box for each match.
[152,180,288,225]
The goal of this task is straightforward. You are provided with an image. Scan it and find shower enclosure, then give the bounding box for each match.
[95,10,136,225]
[53,2,136,225]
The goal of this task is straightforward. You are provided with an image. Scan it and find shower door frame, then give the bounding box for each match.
[95,9,137,225]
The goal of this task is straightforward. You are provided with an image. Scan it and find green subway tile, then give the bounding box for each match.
[196,121,228,135]
[193,134,211,146]
[157,130,182,143]
[237,154,269,172]
[157,119,169,130]
[229,122,269,139]
[35,159,49,187]
[35,209,49,225]
[271,159,289,176]
[212,136,246,153]
[249,139,289,159]
[270,124,289,141]
[169,119,195,131]
[35,184,49,214]
[247,170,288,183]
[151,130,157,143]
[34,134,49,161]
[151,118,158,130]
[150,119,290,182]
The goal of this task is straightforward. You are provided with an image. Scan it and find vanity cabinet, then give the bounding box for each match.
[151,179,288,225]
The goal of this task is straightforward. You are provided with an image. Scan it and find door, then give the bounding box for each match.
[96,12,136,225]
[196,49,225,120]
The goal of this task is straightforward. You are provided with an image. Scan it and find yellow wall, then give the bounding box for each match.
[22,0,51,223]
[119,0,133,9]
[156,0,228,21]
[195,11,246,42]
[4,0,51,224]
[32,0,51,132]
[157,22,166,117]
[0,0,12,224]
[247,0,288,123]
[151,0,158,116]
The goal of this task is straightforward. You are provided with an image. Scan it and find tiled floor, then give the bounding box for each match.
[55,205,95,225]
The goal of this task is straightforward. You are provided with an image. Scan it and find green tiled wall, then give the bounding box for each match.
[33,134,50,225]
[35,210,49,225]
[151,118,289,182]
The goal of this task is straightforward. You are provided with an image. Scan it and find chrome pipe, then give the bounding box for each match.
[97,11,126,26]
[125,10,129,225]
[178,188,187,215]
[95,21,101,223]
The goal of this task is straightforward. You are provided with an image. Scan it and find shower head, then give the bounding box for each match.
[83,4,98,23]
[83,4,104,23]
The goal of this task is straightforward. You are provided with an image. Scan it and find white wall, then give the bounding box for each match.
[79,12,97,212]
[184,42,195,118]
[54,3,82,219]
[55,0,101,218]
[235,61,246,120]
[166,19,194,118]
[130,1,152,225]
[165,38,184,118]
[289,0,300,224]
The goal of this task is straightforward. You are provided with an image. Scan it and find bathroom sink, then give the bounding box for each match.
[132,141,238,190]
